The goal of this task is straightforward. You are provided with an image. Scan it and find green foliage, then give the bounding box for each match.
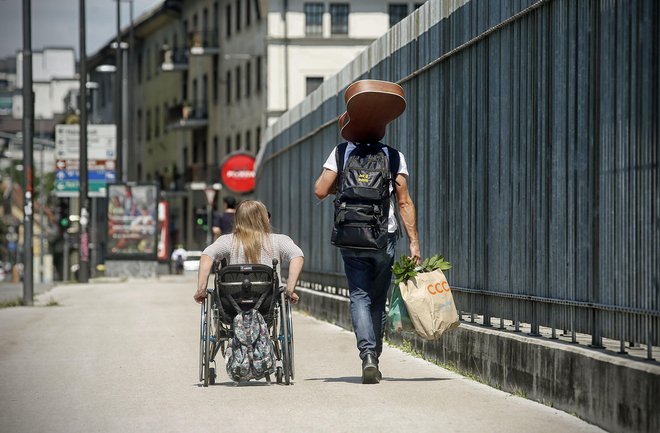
[392,253,452,286]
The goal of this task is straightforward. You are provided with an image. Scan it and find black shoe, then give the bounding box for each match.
[362,354,380,384]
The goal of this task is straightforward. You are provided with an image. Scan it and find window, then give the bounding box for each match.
[146,109,152,140]
[389,4,408,27]
[304,3,324,36]
[246,130,251,152]
[306,76,324,95]
[146,48,151,80]
[203,74,208,104]
[213,136,219,164]
[256,55,262,92]
[154,43,160,75]
[246,61,252,97]
[414,3,425,9]
[246,0,251,26]
[137,109,143,141]
[226,4,232,38]
[213,55,219,102]
[330,3,349,35]
[235,133,241,150]
[225,136,231,154]
[155,106,160,138]
[236,0,242,33]
[137,53,143,84]
[235,65,241,101]
[163,103,168,128]
[226,70,232,104]
[255,126,261,152]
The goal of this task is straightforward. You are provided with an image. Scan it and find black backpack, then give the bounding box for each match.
[331,142,400,250]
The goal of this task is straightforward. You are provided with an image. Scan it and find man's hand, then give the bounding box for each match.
[409,239,421,263]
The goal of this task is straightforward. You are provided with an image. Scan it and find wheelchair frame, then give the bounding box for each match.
[198,259,295,386]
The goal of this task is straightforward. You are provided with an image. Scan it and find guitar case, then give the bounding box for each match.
[338,80,406,143]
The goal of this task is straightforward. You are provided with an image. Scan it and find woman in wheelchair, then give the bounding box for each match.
[193,200,304,304]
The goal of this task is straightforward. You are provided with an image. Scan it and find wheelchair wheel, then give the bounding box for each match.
[203,297,212,387]
[198,300,206,382]
[280,291,294,385]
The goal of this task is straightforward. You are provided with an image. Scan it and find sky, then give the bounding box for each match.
[0,0,161,60]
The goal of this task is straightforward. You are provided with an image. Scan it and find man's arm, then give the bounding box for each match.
[394,174,421,260]
[314,168,337,200]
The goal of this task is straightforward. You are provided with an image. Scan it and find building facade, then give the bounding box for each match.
[88,0,424,252]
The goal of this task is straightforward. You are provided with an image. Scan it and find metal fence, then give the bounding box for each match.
[255,0,659,355]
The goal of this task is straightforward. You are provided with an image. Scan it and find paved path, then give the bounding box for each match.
[0,275,604,433]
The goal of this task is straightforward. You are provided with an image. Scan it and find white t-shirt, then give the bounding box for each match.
[323,142,409,233]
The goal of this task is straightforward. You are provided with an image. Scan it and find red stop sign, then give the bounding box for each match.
[221,154,256,193]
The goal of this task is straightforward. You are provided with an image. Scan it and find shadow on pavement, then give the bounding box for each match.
[305,376,452,383]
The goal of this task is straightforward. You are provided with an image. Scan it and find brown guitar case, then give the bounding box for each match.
[338,80,406,143]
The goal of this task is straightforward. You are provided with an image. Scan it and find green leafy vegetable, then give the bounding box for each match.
[392,254,452,286]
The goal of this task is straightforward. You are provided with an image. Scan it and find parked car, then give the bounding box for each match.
[183,250,202,272]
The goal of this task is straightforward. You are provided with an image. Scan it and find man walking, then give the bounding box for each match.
[314,140,420,384]
[212,196,237,239]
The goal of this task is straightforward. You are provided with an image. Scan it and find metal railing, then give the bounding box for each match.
[255,0,659,358]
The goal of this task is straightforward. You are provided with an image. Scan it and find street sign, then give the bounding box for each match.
[204,187,216,206]
[55,159,116,197]
[55,124,116,159]
[55,125,117,198]
[221,153,256,194]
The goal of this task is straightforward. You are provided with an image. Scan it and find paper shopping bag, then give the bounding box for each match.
[387,284,415,333]
[399,269,459,340]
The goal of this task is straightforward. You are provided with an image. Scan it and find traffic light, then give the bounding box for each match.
[56,198,70,230]
[195,208,208,231]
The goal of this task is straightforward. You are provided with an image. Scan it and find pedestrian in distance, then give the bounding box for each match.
[171,245,188,275]
[212,196,237,239]
[194,200,304,305]
[314,79,420,384]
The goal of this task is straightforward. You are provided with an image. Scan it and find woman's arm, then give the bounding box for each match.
[285,256,304,304]
[193,254,215,303]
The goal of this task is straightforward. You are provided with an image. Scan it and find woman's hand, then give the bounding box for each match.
[193,289,207,304]
[286,289,300,304]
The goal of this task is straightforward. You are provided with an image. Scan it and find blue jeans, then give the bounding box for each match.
[341,234,397,360]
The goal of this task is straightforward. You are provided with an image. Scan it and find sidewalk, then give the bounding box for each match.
[0,276,605,433]
[0,281,54,303]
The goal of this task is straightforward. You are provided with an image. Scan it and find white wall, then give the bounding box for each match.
[16,48,76,89]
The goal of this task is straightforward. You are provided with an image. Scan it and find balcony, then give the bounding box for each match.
[185,162,219,183]
[160,47,188,72]
[166,101,208,130]
[188,29,220,55]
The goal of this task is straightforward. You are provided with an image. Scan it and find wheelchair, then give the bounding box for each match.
[198,259,295,386]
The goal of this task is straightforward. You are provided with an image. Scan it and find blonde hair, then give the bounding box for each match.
[232,200,272,263]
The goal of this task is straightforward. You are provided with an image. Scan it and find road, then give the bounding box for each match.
[0,275,604,433]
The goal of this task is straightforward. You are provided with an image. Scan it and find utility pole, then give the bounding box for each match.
[22,0,34,305]
[115,0,123,183]
[78,0,90,283]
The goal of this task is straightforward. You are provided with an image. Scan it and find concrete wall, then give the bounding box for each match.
[294,286,660,433]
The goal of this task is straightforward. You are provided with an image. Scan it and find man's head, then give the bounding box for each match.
[223,196,237,210]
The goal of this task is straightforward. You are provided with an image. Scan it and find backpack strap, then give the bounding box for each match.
[384,144,400,183]
[335,142,349,174]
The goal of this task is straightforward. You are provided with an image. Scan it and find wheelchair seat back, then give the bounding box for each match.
[214,264,277,321]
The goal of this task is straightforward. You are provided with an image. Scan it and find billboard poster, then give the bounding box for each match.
[157,201,169,262]
[106,183,159,259]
